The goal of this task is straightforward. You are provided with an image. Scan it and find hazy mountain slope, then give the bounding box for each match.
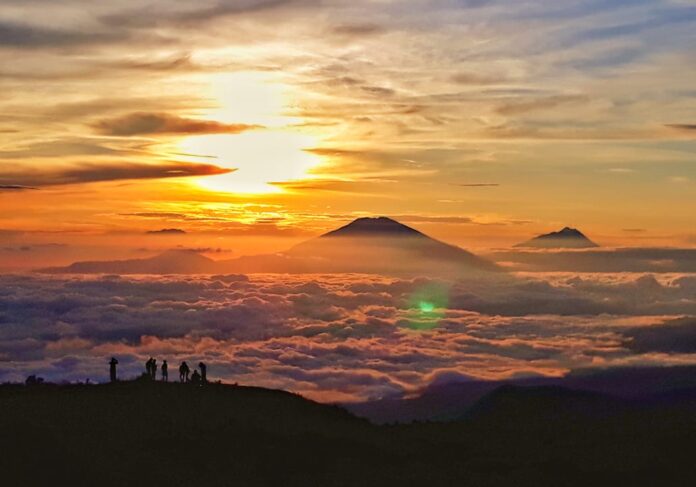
[515,227,599,249]
[490,247,696,272]
[244,217,500,275]
[40,250,219,274]
[40,217,499,276]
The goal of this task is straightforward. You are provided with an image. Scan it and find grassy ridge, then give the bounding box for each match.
[2,380,696,486]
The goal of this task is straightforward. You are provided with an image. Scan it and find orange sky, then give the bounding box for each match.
[1,0,694,268]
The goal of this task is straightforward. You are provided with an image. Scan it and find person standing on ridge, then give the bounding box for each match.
[161,360,168,382]
[199,362,207,384]
[179,361,190,383]
[145,357,152,378]
[109,357,119,382]
[151,358,157,380]
[190,369,201,385]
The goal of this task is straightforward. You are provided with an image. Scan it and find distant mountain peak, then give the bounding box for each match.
[515,227,598,249]
[322,217,425,238]
[558,227,584,236]
[286,216,499,274]
[40,217,500,275]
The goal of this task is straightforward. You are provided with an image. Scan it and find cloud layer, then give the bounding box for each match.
[2,271,694,401]
[0,161,231,187]
[93,112,262,136]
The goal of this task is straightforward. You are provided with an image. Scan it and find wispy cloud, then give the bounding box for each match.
[0,20,125,48]
[0,162,232,187]
[455,183,500,187]
[0,184,37,191]
[495,95,589,115]
[665,123,696,133]
[93,112,262,136]
[146,228,187,235]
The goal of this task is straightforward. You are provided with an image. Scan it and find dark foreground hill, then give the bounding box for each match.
[2,380,696,486]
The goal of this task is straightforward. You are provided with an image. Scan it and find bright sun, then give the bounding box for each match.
[178,71,322,194]
[181,131,321,194]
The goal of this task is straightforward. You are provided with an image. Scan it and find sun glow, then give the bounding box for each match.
[180,71,322,194]
[181,131,322,194]
[204,71,292,127]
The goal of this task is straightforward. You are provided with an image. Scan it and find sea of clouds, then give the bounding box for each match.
[1,272,695,402]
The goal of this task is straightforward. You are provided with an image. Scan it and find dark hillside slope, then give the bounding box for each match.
[2,380,696,487]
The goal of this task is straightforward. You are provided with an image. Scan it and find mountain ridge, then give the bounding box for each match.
[515,226,599,249]
[4,377,696,486]
[39,216,500,275]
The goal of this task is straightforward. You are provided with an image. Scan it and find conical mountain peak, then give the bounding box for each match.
[322,217,425,238]
[515,227,598,249]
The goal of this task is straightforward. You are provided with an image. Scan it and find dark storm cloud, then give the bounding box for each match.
[93,112,262,136]
[0,162,232,187]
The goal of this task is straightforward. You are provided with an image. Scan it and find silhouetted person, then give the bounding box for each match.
[151,358,157,380]
[161,360,168,382]
[145,358,152,378]
[179,361,190,383]
[198,362,207,383]
[109,357,119,382]
[190,369,201,385]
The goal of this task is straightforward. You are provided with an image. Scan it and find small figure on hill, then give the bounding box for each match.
[199,362,207,383]
[25,375,44,385]
[145,357,152,378]
[161,360,168,382]
[151,358,157,380]
[109,357,119,382]
[190,369,201,385]
[179,361,190,383]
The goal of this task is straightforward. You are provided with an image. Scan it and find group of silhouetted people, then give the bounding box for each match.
[178,361,207,384]
[109,356,208,384]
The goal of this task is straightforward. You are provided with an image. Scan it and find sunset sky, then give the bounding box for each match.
[1,0,696,400]
[1,0,695,267]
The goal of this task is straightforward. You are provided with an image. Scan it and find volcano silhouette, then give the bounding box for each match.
[40,217,499,275]
[515,227,598,249]
[280,217,499,275]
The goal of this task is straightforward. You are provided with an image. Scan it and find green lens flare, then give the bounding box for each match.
[419,301,435,313]
[404,282,450,331]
